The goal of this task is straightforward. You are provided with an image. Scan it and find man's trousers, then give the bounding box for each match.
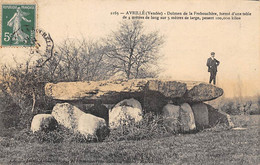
[209,71,217,85]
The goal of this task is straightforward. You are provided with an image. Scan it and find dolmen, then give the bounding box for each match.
[31,79,233,139]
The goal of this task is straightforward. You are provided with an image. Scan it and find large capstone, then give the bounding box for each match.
[184,83,224,102]
[44,79,193,104]
[45,79,224,114]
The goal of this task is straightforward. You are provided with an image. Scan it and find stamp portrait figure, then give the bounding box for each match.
[7,7,31,44]
[206,52,220,85]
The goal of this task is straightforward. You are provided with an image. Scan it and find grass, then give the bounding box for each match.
[209,96,260,115]
[230,115,259,127]
[0,120,259,164]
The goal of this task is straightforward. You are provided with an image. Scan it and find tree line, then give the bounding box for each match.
[36,20,164,82]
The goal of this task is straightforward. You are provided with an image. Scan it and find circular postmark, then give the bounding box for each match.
[29,28,55,67]
[9,25,55,67]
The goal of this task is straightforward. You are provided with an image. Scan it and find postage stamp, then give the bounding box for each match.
[1,4,36,47]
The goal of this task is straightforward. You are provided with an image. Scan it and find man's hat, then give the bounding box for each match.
[211,52,215,55]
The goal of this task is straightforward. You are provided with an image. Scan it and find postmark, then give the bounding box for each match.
[1,4,36,46]
[30,28,55,67]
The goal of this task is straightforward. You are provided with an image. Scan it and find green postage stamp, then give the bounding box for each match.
[1,4,36,46]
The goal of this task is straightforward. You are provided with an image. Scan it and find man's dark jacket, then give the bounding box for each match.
[207,58,220,72]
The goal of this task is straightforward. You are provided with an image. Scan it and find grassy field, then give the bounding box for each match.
[0,115,259,164]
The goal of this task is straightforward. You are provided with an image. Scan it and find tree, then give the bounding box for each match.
[105,20,164,79]
[43,38,114,82]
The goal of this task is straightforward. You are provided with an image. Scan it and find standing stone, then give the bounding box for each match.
[191,103,209,130]
[162,104,181,133]
[51,103,109,139]
[180,103,196,132]
[109,98,143,129]
[78,114,108,140]
[31,114,57,133]
[51,103,85,131]
[206,104,234,127]
[162,103,196,133]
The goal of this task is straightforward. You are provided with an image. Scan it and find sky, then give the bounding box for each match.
[0,0,259,98]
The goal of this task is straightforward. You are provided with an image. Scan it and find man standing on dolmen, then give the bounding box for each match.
[207,52,220,85]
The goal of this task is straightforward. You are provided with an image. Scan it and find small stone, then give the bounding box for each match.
[31,114,57,133]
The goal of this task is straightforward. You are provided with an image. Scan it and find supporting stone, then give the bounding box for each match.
[162,103,196,133]
[180,103,196,132]
[31,114,58,133]
[78,113,108,140]
[51,103,85,131]
[206,104,234,127]
[109,98,143,129]
[51,103,109,139]
[191,103,209,130]
[162,104,181,133]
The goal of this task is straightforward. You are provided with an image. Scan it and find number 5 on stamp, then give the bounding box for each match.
[1,4,36,46]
